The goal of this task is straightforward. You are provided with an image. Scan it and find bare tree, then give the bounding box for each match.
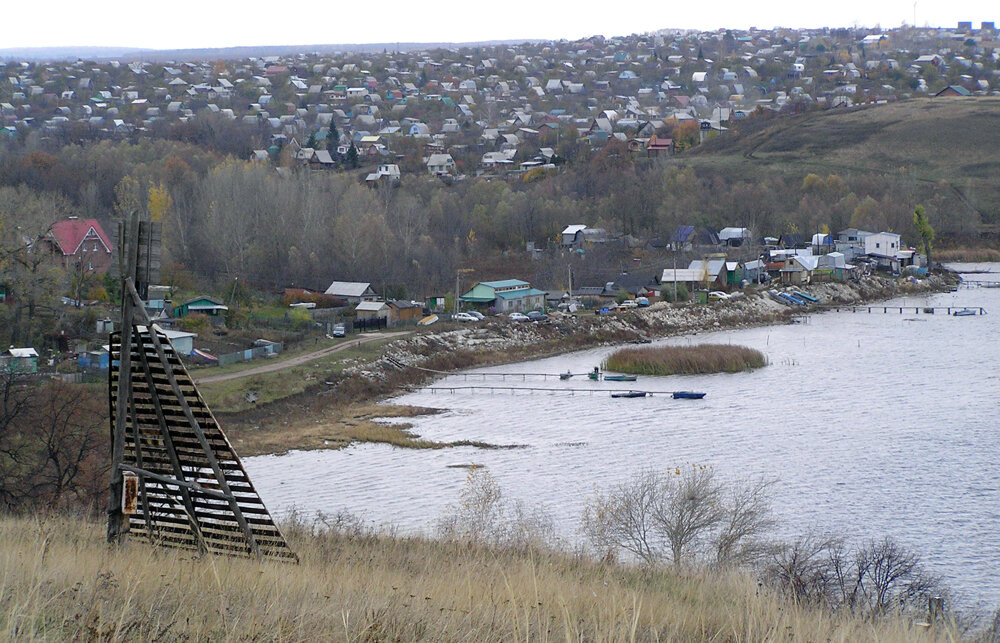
[715,476,777,565]
[582,469,664,564]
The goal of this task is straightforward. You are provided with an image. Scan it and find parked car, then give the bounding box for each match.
[454,312,478,322]
[508,312,529,322]
[617,299,638,309]
[708,291,731,301]
[635,297,649,307]
[467,310,485,320]
[526,310,548,321]
[332,323,346,337]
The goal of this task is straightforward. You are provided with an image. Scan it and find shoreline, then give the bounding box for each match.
[228,272,959,457]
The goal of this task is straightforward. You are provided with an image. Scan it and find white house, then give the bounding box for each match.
[426,153,455,176]
[864,232,901,258]
[561,224,587,247]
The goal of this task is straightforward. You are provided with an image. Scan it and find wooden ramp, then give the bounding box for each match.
[110,313,296,561]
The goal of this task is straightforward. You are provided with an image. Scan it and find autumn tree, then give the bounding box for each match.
[912,204,934,269]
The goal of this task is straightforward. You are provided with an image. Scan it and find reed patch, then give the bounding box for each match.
[603,343,767,375]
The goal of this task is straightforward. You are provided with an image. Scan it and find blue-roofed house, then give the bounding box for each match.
[670,225,719,251]
[460,279,547,313]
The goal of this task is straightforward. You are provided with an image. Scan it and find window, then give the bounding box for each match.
[94,242,98,251]
[876,242,880,248]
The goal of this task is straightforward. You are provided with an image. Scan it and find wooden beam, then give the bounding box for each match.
[119,464,234,502]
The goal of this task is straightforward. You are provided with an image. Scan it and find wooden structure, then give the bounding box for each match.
[107,213,295,561]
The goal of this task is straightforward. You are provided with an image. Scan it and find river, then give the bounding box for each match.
[246,265,1000,609]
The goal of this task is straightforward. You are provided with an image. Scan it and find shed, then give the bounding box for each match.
[173,296,228,318]
[2,347,38,374]
[162,329,197,355]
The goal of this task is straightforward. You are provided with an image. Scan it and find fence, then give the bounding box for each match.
[216,342,284,367]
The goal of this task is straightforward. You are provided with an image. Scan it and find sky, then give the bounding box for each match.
[5,0,997,51]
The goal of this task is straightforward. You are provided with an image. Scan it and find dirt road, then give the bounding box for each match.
[194,331,410,384]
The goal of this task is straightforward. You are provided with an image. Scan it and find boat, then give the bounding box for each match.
[417,314,438,326]
[672,391,706,399]
[611,390,647,398]
[588,369,601,381]
[603,374,638,382]
[559,371,573,380]
[953,308,977,317]
[793,291,820,303]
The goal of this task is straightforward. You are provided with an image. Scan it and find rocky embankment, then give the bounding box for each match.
[340,272,957,393]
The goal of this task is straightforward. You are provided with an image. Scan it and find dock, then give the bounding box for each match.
[817,305,987,315]
[423,385,681,397]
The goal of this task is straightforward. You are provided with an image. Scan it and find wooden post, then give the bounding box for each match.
[108,210,141,544]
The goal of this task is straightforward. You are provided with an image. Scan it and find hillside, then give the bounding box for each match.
[0,515,957,641]
[685,97,1000,224]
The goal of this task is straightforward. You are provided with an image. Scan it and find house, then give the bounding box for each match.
[935,85,971,97]
[659,268,705,293]
[43,217,113,274]
[162,329,196,355]
[780,254,819,285]
[173,296,229,318]
[778,233,806,249]
[78,346,110,370]
[324,281,377,303]
[387,300,423,325]
[426,153,455,176]
[460,279,547,313]
[718,227,751,247]
[686,258,728,289]
[561,224,588,248]
[864,232,901,258]
[355,300,389,322]
[670,225,719,251]
[816,251,857,281]
[1,347,38,374]
[365,163,401,185]
[646,134,674,157]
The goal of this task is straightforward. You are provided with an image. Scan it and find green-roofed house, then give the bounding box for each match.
[460,279,547,313]
[173,296,229,318]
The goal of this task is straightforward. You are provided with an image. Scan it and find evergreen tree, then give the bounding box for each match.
[328,120,340,150]
[346,143,359,168]
[306,132,317,149]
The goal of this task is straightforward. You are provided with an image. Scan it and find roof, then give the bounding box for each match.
[178,296,225,308]
[7,347,38,358]
[48,218,112,256]
[324,281,373,297]
[494,287,547,300]
[356,301,387,312]
[562,224,587,235]
[661,268,705,283]
[671,225,694,243]
[479,279,530,289]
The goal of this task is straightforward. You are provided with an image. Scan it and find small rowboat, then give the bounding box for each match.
[953,308,977,317]
[603,374,638,382]
[559,371,573,380]
[611,390,647,398]
[673,391,706,399]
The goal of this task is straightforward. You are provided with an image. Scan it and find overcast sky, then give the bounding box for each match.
[6,1,997,50]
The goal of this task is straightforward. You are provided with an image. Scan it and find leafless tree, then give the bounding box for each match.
[715,476,777,565]
[652,465,724,565]
[582,469,664,564]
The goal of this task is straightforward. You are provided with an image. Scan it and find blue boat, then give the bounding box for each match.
[793,291,819,303]
[604,374,638,382]
[673,391,706,399]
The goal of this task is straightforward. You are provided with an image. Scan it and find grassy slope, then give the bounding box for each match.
[684,97,1000,220]
[0,516,954,642]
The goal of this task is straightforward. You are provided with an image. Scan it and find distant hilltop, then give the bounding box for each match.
[0,41,548,62]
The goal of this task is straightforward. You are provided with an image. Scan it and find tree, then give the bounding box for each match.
[912,204,934,269]
[346,143,359,169]
[583,466,770,566]
[327,120,340,150]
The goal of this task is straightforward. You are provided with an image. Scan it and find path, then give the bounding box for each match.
[194,331,411,384]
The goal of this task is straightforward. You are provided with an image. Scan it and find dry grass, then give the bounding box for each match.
[0,515,955,642]
[227,404,519,457]
[604,344,768,376]
[936,247,1000,263]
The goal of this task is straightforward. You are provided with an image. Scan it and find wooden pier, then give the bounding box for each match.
[426,385,680,396]
[818,305,987,315]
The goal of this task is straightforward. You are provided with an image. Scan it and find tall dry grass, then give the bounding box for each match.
[0,515,954,642]
[604,344,768,376]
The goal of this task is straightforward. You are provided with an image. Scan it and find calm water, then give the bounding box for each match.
[247,265,1000,608]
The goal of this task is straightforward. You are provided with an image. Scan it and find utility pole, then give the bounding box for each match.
[673,254,678,302]
[567,265,573,302]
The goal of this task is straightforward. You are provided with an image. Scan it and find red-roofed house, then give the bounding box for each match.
[43,217,113,274]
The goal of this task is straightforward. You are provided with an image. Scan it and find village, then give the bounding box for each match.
[0,205,931,376]
[1,22,998,180]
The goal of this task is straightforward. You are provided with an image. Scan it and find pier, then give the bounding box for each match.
[424,385,683,396]
[817,305,987,315]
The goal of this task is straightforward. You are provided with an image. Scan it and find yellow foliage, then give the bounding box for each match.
[148,183,171,223]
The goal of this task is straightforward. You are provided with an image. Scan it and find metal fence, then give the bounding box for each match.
[216,342,284,367]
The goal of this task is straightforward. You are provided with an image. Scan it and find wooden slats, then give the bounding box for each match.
[110,325,296,562]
